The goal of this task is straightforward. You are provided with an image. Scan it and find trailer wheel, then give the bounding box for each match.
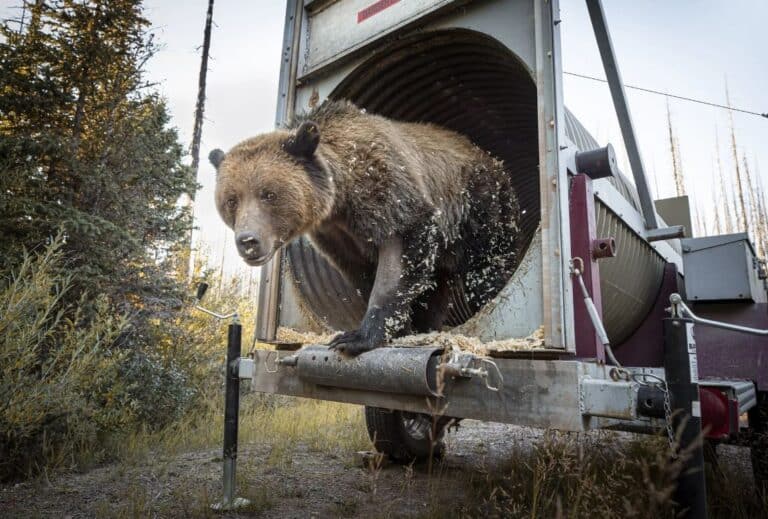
[749,391,768,491]
[364,407,454,463]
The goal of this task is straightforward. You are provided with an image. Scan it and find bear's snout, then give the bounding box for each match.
[235,231,271,265]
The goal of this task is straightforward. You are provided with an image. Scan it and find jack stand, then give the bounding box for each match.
[211,321,251,511]
[664,317,708,518]
[192,283,251,511]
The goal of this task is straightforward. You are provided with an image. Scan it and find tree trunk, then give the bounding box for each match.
[725,82,748,231]
[190,0,215,198]
[187,0,215,278]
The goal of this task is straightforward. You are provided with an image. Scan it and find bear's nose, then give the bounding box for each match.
[236,231,261,254]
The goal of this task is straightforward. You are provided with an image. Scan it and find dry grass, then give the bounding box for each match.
[456,431,682,518]
[119,393,370,467]
[107,384,767,518]
[81,394,369,518]
[7,393,767,518]
[420,430,768,519]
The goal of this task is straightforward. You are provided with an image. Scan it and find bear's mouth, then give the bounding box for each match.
[242,249,275,267]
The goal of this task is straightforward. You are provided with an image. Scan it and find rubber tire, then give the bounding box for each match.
[748,391,768,492]
[364,406,453,463]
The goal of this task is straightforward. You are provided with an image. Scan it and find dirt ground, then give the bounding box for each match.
[0,421,758,518]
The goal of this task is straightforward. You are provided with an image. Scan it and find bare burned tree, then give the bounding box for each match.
[666,99,686,197]
[714,127,735,234]
[725,81,748,232]
[188,0,215,273]
[191,0,215,183]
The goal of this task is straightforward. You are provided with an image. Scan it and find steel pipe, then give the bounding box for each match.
[295,345,443,397]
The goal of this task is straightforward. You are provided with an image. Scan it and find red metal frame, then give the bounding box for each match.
[569,174,605,362]
[614,263,679,367]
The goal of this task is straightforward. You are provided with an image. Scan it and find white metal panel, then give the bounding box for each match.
[429,0,536,71]
[534,0,573,350]
[295,0,539,111]
[257,0,304,340]
[456,230,544,341]
[302,0,461,76]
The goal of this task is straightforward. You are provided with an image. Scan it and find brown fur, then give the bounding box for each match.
[212,100,520,354]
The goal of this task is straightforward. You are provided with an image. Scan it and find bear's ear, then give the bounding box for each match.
[209,149,226,170]
[284,121,320,159]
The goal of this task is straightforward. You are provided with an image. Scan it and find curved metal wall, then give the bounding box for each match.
[285,29,663,345]
[563,106,665,343]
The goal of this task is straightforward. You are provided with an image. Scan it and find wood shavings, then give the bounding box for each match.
[392,326,546,356]
[276,326,547,356]
[276,327,335,345]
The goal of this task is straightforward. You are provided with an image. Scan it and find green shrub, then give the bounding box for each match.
[0,234,265,480]
[0,239,129,479]
[116,350,196,429]
[0,237,211,478]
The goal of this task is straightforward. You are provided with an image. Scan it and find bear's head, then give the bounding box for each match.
[210,121,334,266]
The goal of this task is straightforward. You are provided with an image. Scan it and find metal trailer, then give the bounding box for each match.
[201,0,768,514]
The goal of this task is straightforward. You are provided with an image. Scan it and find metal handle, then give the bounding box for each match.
[192,283,239,323]
[479,358,504,392]
[194,305,239,322]
[669,293,768,336]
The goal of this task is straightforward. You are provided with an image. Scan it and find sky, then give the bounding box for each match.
[2,0,767,284]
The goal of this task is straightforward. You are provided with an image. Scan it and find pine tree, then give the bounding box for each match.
[0,0,195,325]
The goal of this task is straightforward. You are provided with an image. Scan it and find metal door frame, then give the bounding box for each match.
[258,0,577,349]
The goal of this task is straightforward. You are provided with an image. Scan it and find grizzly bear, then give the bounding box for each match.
[210,100,520,355]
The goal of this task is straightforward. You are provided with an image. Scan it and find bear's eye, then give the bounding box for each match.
[261,190,277,202]
[226,197,237,210]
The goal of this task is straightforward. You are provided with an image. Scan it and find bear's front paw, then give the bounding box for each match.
[328,329,383,356]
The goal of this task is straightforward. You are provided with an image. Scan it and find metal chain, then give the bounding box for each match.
[661,381,676,453]
[570,257,677,452]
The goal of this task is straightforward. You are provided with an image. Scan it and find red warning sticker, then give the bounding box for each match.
[357,0,401,24]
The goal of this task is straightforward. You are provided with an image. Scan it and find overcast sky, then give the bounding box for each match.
[3,1,767,285]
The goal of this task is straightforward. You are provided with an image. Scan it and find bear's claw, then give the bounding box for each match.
[328,330,380,356]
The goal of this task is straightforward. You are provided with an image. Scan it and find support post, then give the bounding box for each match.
[663,318,708,518]
[585,0,659,230]
[534,0,574,351]
[256,0,303,341]
[569,174,605,362]
[213,322,249,510]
